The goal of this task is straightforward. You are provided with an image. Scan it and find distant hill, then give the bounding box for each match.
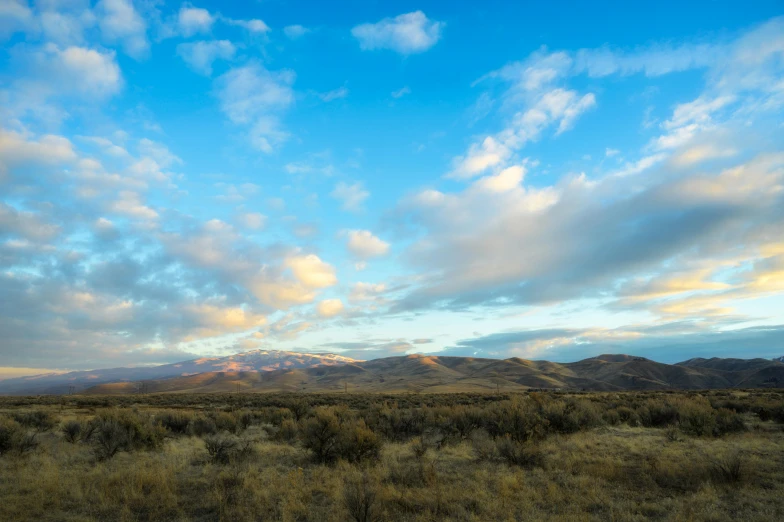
[0,350,359,395]
[2,351,783,395]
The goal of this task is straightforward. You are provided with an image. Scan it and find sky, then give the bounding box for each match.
[1,1,784,377]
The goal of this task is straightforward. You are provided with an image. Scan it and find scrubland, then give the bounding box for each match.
[0,390,783,521]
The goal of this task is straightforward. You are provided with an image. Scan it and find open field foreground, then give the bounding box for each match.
[1,390,783,521]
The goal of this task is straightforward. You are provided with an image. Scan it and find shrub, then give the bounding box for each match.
[156,411,192,434]
[14,432,39,454]
[678,399,716,437]
[61,420,82,443]
[12,411,57,433]
[302,411,383,464]
[301,411,342,464]
[189,416,218,437]
[275,418,299,443]
[343,473,377,522]
[212,412,239,434]
[0,418,39,456]
[713,408,746,436]
[205,434,238,464]
[495,435,546,468]
[470,429,497,461]
[89,410,166,459]
[710,452,744,484]
[0,418,20,455]
[339,421,382,463]
[204,434,253,464]
[92,419,131,460]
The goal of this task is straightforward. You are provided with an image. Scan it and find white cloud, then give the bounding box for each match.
[223,17,269,34]
[473,165,526,192]
[284,24,309,39]
[177,6,214,37]
[352,11,444,55]
[108,191,158,221]
[214,62,295,152]
[331,181,369,212]
[316,299,344,318]
[177,40,236,76]
[28,45,123,99]
[346,230,390,259]
[285,254,337,289]
[349,282,386,303]
[96,0,149,59]
[0,0,33,38]
[319,86,349,102]
[663,95,736,130]
[0,129,76,169]
[449,136,512,179]
[605,148,620,157]
[391,86,411,98]
[237,212,266,230]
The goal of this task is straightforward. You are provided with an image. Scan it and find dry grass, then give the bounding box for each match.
[0,390,782,521]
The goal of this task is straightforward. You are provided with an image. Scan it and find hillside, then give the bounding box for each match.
[3,351,784,395]
[0,350,359,395]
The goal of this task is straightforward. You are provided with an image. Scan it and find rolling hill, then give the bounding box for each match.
[0,350,359,395]
[2,351,784,395]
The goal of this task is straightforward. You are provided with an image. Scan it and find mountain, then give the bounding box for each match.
[0,350,359,395]
[2,352,784,395]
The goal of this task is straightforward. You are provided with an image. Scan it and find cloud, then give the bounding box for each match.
[283,25,309,39]
[0,0,33,38]
[331,181,369,212]
[214,62,295,152]
[316,298,344,318]
[319,86,349,102]
[177,5,214,37]
[237,212,266,230]
[391,86,411,98]
[177,40,235,75]
[348,282,387,303]
[222,17,269,34]
[352,11,444,55]
[285,254,338,289]
[574,42,719,78]
[346,230,390,259]
[446,323,784,363]
[31,44,123,99]
[96,0,148,59]
[394,141,784,313]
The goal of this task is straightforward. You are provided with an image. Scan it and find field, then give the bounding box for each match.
[1,390,783,521]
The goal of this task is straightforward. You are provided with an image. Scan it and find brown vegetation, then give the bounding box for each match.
[0,389,782,520]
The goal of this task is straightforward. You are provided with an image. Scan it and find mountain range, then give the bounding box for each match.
[1,350,783,395]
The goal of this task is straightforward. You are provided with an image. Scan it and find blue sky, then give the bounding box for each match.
[1,1,784,376]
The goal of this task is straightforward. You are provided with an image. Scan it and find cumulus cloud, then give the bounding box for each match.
[346,230,390,259]
[214,62,296,152]
[394,143,784,314]
[285,254,338,289]
[352,11,444,55]
[236,212,266,230]
[96,0,148,59]
[283,24,309,39]
[29,44,123,99]
[222,17,269,34]
[177,40,235,75]
[316,298,344,318]
[331,181,369,212]
[177,5,214,37]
